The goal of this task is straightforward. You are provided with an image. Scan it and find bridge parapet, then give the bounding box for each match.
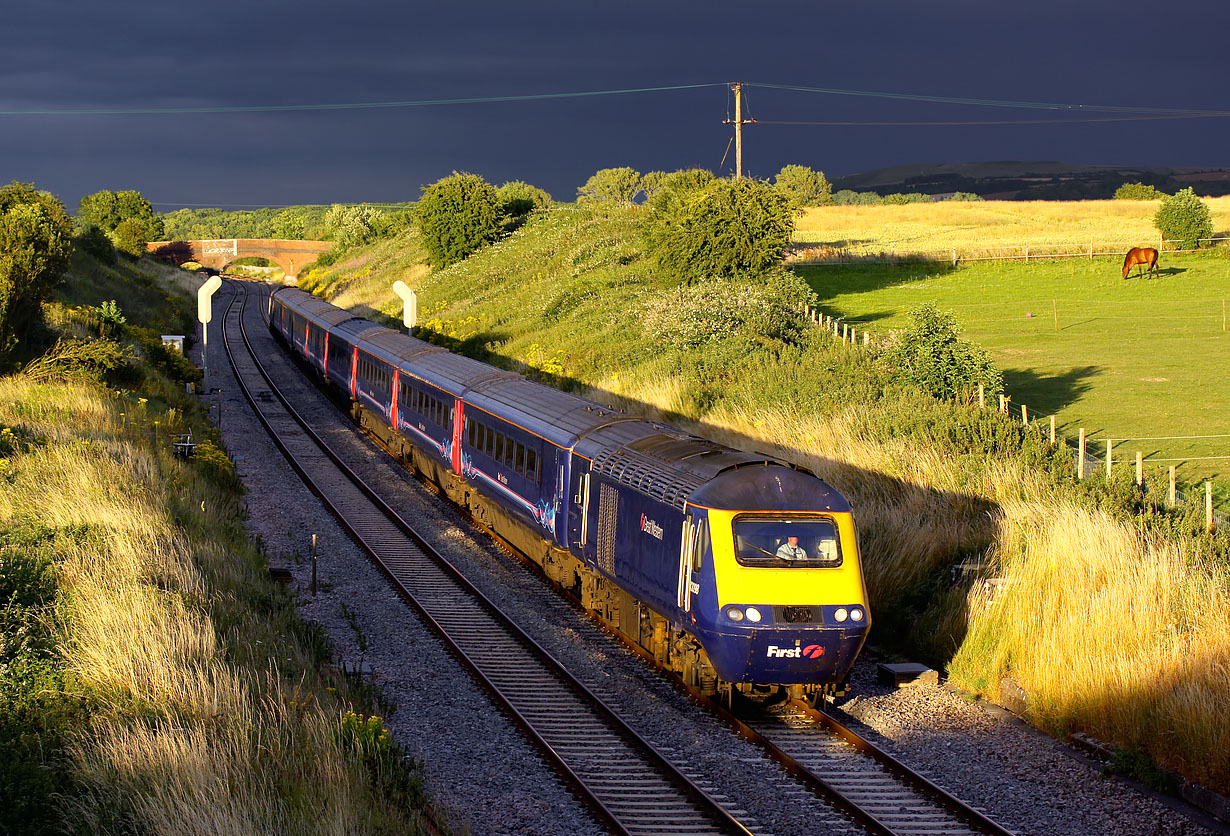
[147,238,333,280]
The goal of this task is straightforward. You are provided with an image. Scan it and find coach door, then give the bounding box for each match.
[677,512,708,613]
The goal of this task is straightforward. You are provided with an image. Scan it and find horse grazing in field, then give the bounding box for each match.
[1122,247,1159,279]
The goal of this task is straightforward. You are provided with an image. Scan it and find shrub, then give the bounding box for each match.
[577,167,641,206]
[642,177,793,283]
[833,190,882,205]
[1153,187,1213,249]
[21,337,133,384]
[642,270,813,350]
[498,181,553,218]
[883,192,935,204]
[944,192,984,202]
[416,172,503,268]
[773,164,833,208]
[323,204,384,248]
[880,304,1003,401]
[1114,182,1163,200]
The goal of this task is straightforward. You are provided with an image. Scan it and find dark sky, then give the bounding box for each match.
[4,0,1228,211]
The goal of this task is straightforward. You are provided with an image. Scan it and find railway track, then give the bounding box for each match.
[218,280,758,836]
[218,278,1019,836]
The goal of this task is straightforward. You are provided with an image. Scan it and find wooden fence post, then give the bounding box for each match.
[1207,482,1215,533]
[863,331,870,347]
[1089,239,1093,259]
[978,383,985,410]
[1053,299,1058,332]
[1106,439,1113,478]
[952,247,957,266]
[1078,429,1086,479]
[998,394,1007,414]
[1021,404,1029,426]
[1168,466,1177,507]
[1135,452,1143,488]
[1049,415,1056,445]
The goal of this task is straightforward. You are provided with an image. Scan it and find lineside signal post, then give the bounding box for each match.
[392,281,417,334]
[197,275,223,382]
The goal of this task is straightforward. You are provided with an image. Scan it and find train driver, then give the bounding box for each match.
[775,534,807,560]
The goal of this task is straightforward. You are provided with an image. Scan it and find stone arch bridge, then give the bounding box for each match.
[147,238,333,279]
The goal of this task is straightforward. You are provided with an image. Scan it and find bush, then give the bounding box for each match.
[1154,187,1213,249]
[883,192,935,204]
[577,167,641,206]
[880,304,1003,401]
[944,192,984,202]
[642,177,793,283]
[773,164,833,208]
[323,204,384,248]
[416,172,503,268]
[643,269,813,349]
[833,190,882,205]
[498,181,553,218]
[111,217,151,258]
[1114,182,1164,200]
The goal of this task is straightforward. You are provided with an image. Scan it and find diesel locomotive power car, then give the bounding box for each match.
[269,286,870,701]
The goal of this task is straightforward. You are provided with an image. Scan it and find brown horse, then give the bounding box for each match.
[1122,247,1159,279]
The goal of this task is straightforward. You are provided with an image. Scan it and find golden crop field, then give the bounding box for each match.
[793,197,1230,258]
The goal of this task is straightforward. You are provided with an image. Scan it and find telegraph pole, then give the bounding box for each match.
[723,82,757,179]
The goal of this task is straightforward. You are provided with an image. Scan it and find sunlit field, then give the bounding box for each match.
[794,197,1230,258]
[797,252,1230,484]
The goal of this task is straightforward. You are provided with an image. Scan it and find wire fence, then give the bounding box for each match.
[787,235,1230,266]
[800,303,1230,532]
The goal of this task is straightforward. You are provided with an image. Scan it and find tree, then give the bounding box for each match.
[1154,187,1213,249]
[1114,182,1163,200]
[577,167,641,206]
[944,192,984,202]
[642,177,793,283]
[415,172,503,268]
[0,182,73,353]
[272,210,307,239]
[75,222,116,264]
[79,189,164,258]
[773,165,833,209]
[833,190,882,205]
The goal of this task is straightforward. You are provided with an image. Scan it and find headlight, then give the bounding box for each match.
[850,607,864,622]
[833,607,848,623]
[745,606,762,623]
[725,606,744,622]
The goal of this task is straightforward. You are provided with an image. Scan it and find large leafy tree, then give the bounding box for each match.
[1154,187,1213,249]
[773,164,833,209]
[642,176,793,283]
[416,172,503,268]
[0,182,73,353]
[78,189,164,257]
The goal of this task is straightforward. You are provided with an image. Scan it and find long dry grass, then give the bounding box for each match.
[0,375,422,834]
[951,501,1230,790]
[795,197,1230,256]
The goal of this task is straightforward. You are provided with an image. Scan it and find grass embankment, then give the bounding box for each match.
[798,254,1230,485]
[794,196,1230,257]
[0,257,429,835]
[299,207,1230,794]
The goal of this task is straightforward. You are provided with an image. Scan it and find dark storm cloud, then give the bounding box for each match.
[2,0,1228,209]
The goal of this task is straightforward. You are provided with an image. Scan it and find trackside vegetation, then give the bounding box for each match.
[0,251,431,834]
[299,200,1230,795]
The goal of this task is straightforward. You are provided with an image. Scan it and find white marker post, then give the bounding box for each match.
[197,275,223,382]
[392,281,418,334]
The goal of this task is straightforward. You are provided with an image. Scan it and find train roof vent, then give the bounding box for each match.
[591,447,700,509]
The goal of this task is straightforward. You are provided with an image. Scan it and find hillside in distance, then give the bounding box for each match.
[832,160,1230,200]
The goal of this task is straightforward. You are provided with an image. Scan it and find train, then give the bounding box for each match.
[268,285,870,702]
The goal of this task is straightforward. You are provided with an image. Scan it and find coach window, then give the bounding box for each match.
[525,447,538,481]
[515,442,526,475]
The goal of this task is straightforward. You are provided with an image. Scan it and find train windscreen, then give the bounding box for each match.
[732,515,842,568]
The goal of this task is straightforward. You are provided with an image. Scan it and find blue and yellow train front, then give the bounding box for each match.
[685,467,870,690]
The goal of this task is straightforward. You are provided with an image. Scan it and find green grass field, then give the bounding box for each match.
[798,252,1230,483]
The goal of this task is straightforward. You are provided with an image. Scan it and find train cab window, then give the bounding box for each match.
[732,516,842,568]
